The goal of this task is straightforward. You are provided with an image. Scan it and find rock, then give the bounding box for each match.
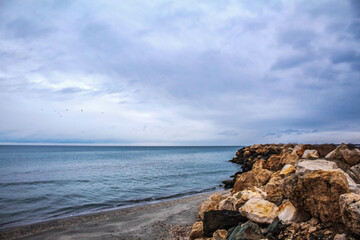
[333,233,347,240]
[264,172,284,205]
[279,164,296,177]
[307,217,319,226]
[252,158,266,170]
[198,194,226,220]
[347,164,360,184]
[233,187,267,210]
[292,144,305,157]
[218,197,235,211]
[227,221,264,240]
[212,229,227,240]
[203,210,247,237]
[339,193,360,235]
[326,143,360,167]
[239,198,279,224]
[264,219,287,240]
[280,152,298,166]
[302,149,319,159]
[233,168,272,193]
[266,155,282,171]
[283,170,349,222]
[295,160,359,194]
[278,201,310,225]
[189,221,203,240]
[295,159,339,174]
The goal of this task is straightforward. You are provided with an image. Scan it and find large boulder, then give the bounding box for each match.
[227,221,264,240]
[295,159,359,194]
[283,170,349,223]
[233,187,267,210]
[266,155,282,171]
[203,210,247,237]
[189,221,203,239]
[295,159,338,174]
[239,198,279,224]
[198,194,226,220]
[233,168,272,193]
[347,164,360,184]
[278,201,310,225]
[326,143,360,168]
[339,193,360,236]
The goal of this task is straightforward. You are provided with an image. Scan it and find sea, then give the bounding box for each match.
[0,145,241,229]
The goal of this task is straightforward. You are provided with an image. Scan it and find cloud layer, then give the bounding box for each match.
[0,0,359,145]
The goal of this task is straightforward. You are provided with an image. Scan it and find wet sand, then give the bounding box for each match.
[0,190,228,240]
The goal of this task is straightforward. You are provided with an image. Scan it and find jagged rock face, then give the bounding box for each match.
[212,229,227,240]
[266,155,282,171]
[264,172,284,205]
[326,143,360,167]
[232,168,272,193]
[347,164,360,184]
[227,221,264,240]
[203,210,247,237]
[283,170,349,223]
[239,198,279,224]
[339,193,360,235]
[198,194,226,220]
[189,221,203,240]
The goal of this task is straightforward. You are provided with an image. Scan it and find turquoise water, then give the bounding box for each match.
[0,145,240,229]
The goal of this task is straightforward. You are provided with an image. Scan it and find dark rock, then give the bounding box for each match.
[347,164,360,184]
[203,210,247,237]
[265,219,286,240]
[227,221,264,240]
[222,179,235,189]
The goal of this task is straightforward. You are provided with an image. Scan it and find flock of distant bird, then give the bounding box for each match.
[40,109,104,117]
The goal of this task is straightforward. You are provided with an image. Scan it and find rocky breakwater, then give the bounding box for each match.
[189,143,360,240]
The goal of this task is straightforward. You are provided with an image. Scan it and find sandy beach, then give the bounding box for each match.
[0,191,228,240]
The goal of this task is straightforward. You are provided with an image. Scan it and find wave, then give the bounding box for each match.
[0,179,90,187]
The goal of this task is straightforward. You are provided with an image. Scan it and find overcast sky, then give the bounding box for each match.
[0,0,359,145]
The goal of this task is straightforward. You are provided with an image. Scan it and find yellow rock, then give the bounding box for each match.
[279,164,296,177]
[198,194,226,219]
[233,187,267,210]
[189,221,203,240]
[212,229,227,240]
[239,198,279,224]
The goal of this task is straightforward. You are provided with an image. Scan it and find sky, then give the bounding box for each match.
[0,0,359,146]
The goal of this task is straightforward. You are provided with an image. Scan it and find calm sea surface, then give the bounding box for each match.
[0,145,241,229]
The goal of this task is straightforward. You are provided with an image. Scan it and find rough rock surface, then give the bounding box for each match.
[189,221,203,240]
[283,170,349,222]
[239,198,279,224]
[232,168,272,193]
[198,194,226,219]
[203,210,247,237]
[326,143,360,168]
[347,164,360,184]
[264,220,287,240]
[218,197,235,211]
[264,172,284,205]
[339,193,360,235]
[302,149,319,159]
[233,187,266,210]
[227,221,264,240]
[279,164,296,177]
[212,229,227,240]
[295,159,338,174]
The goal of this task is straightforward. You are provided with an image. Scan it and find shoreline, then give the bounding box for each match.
[0,190,229,240]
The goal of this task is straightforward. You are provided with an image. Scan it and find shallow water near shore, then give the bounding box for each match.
[0,145,241,229]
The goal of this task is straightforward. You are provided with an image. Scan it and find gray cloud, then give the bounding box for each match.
[0,0,359,145]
